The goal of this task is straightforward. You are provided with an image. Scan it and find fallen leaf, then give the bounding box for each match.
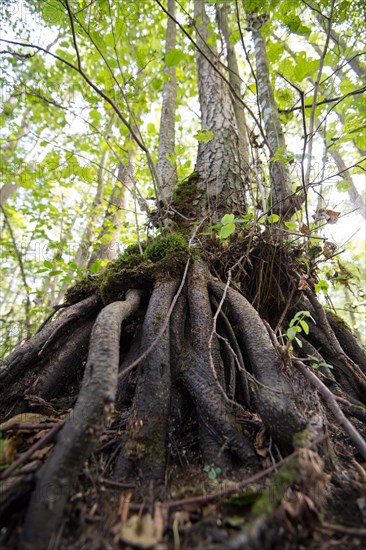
[323,241,337,259]
[0,413,50,431]
[119,513,160,549]
[299,224,310,234]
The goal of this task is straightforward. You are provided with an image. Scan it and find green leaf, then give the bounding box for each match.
[315,279,329,294]
[284,221,297,231]
[221,213,235,225]
[299,320,309,335]
[266,213,280,224]
[229,30,240,45]
[336,179,352,192]
[165,48,184,67]
[166,153,176,164]
[43,260,53,268]
[287,327,297,340]
[193,129,215,142]
[147,122,155,136]
[90,260,102,273]
[219,223,236,239]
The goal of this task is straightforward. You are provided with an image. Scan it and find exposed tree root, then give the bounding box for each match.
[209,279,306,452]
[117,280,178,482]
[19,291,141,550]
[0,252,365,550]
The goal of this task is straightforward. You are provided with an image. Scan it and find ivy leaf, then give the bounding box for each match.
[193,129,214,142]
[165,48,184,67]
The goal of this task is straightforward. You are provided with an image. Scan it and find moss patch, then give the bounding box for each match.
[65,235,190,306]
[65,278,101,304]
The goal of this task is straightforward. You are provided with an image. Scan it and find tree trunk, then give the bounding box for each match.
[193,0,246,218]
[157,0,178,203]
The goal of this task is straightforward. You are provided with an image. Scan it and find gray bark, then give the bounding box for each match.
[194,0,245,217]
[216,4,251,183]
[157,0,178,203]
[248,14,296,216]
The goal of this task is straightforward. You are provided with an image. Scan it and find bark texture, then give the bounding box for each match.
[248,13,298,216]
[157,0,178,203]
[194,0,245,217]
[217,4,251,183]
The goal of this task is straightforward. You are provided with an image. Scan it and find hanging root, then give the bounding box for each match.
[19,290,141,550]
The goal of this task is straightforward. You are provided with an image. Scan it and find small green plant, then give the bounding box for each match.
[219,213,236,239]
[203,464,222,480]
[208,211,256,240]
[286,310,316,347]
[308,356,334,370]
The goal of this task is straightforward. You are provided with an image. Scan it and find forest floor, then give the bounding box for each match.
[2,406,365,550]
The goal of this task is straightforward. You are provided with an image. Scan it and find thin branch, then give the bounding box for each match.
[294,360,366,460]
[304,0,335,187]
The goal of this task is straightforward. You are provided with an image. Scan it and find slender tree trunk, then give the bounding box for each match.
[247,12,299,217]
[193,0,246,218]
[87,157,131,267]
[157,0,178,203]
[216,4,251,184]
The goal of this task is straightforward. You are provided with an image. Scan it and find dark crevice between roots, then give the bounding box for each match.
[0,295,102,420]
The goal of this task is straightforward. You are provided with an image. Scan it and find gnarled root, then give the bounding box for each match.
[20,290,141,550]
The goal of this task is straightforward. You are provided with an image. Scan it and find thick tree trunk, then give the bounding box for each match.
[193,0,246,218]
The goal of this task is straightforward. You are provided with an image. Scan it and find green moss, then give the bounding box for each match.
[145,233,188,262]
[251,460,298,517]
[65,235,190,305]
[65,278,100,303]
[293,427,314,448]
[173,181,198,207]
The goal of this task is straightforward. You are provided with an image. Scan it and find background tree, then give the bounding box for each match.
[0,1,365,549]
